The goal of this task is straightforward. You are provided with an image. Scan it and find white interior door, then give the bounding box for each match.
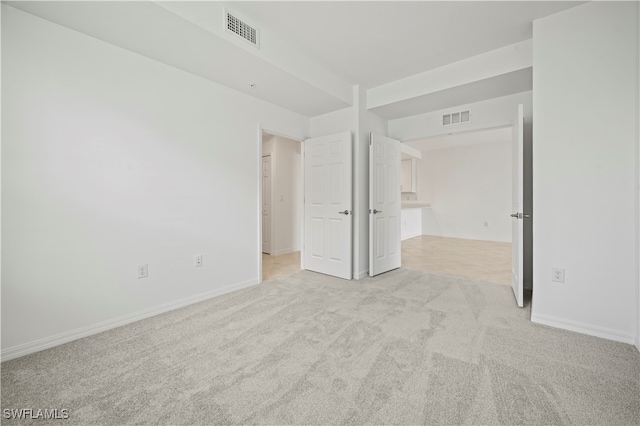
[303,131,352,280]
[511,104,524,307]
[369,133,401,277]
[262,155,271,254]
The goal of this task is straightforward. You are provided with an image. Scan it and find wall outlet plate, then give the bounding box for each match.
[552,267,565,283]
[138,263,148,279]
[195,254,203,267]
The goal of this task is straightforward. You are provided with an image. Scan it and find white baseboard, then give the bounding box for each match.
[401,232,422,241]
[1,278,259,362]
[531,313,635,345]
[355,269,369,280]
[271,247,300,256]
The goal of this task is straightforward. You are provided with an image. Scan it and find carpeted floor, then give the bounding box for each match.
[2,268,639,425]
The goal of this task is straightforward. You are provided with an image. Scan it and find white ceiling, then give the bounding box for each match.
[228,1,581,88]
[6,1,583,119]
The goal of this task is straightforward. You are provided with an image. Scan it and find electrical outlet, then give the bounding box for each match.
[551,267,565,283]
[138,263,148,279]
[194,254,203,267]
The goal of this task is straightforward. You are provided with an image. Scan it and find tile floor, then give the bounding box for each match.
[262,251,301,282]
[262,236,512,285]
[401,235,512,286]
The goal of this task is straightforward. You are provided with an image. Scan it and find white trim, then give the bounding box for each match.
[258,124,264,283]
[400,143,422,159]
[401,230,422,241]
[531,313,636,345]
[635,0,640,353]
[401,123,512,145]
[271,248,300,256]
[257,124,305,283]
[356,269,369,280]
[1,279,259,362]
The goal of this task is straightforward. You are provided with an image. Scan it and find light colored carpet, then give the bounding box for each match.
[2,268,639,425]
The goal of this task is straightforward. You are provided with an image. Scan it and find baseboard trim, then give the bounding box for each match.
[401,232,422,241]
[355,269,369,280]
[531,313,635,345]
[1,278,259,362]
[271,248,300,256]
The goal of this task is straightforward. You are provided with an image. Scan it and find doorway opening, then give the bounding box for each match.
[260,130,303,282]
[400,126,514,287]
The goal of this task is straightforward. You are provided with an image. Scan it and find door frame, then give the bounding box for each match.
[257,124,305,284]
[402,121,529,292]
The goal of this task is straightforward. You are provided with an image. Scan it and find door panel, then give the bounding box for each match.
[511,104,525,307]
[303,131,352,280]
[262,155,271,254]
[369,133,402,276]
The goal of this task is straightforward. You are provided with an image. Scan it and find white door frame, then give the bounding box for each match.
[402,121,527,299]
[257,124,305,284]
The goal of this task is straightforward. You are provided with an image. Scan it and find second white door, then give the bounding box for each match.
[511,104,525,307]
[369,133,401,276]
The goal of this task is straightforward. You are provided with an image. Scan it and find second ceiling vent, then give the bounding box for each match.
[225,9,259,48]
[442,110,471,126]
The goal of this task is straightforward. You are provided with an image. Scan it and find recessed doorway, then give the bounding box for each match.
[260,130,303,282]
[400,126,514,287]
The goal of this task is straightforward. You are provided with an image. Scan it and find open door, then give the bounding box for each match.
[261,155,271,254]
[369,133,401,277]
[303,131,352,280]
[511,104,525,307]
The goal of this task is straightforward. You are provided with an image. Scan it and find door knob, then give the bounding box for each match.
[510,213,519,218]
[338,210,350,215]
[372,209,382,214]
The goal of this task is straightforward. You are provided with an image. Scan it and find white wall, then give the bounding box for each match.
[1,6,308,359]
[262,134,302,255]
[419,142,512,242]
[531,1,639,344]
[388,91,532,142]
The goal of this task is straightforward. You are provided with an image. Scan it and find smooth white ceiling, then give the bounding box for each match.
[6,1,583,119]
[228,1,581,88]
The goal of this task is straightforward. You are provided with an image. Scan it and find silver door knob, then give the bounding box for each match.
[510,213,519,218]
[338,210,350,215]
[372,209,382,214]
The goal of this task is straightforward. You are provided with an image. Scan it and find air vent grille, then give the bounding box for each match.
[442,110,471,126]
[225,10,259,47]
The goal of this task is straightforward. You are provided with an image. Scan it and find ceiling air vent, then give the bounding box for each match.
[442,110,471,126]
[225,9,259,48]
